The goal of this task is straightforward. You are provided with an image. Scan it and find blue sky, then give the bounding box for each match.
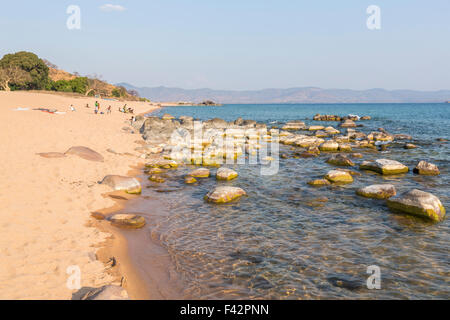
[1,0,449,90]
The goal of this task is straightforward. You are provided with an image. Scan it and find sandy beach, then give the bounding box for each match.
[0,91,159,299]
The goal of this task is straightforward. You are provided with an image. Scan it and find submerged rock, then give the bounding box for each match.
[356,184,396,199]
[99,175,142,194]
[148,175,165,183]
[216,167,238,181]
[110,214,146,229]
[360,159,409,175]
[387,189,446,222]
[326,154,355,167]
[65,146,104,162]
[338,144,352,152]
[404,143,417,149]
[184,176,197,184]
[307,179,331,187]
[188,168,210,178]
[413,161,440,175]
[205,186,246,204]
[324,170,353,184]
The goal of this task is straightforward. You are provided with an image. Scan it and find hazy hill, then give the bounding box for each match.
[117,83,450,104]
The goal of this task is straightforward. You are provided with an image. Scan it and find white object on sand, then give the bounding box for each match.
[13,107,29,111]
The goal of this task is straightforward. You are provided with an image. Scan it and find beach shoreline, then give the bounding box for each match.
[0,91,159,299]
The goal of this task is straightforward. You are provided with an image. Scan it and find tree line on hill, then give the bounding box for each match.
[0,51,148,101]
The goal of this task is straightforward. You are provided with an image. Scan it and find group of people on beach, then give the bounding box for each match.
[69,101,135,116]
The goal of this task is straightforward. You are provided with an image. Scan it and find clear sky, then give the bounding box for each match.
[1,0,449,91]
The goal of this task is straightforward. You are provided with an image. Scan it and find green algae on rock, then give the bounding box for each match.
[387,189,446,222]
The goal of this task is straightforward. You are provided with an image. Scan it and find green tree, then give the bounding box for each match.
[0,51,49,90]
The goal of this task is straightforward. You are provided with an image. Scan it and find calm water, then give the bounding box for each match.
[130,104,449,299]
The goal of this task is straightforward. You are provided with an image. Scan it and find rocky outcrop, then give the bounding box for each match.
[387,189,446,222]
[413,161,440,175]
[99,175,142,194]
[204,186,246,203]
[356,184,396,199]
[313,114,341,121]
[360,159,409,175]
[110,213,146,229]
[216,167,238,180]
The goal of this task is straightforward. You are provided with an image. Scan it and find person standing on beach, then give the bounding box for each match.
[107,105,112,114]
[94,101,99,114]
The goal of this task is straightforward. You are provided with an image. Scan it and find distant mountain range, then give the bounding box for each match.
[117,83,450,104]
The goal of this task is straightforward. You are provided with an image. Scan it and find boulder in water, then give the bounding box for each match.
[65,146,104,162]
[308,125,325,131]
[148,175,165,183]
[413,161,440,175]
[205,186,246,204]
[324,170,353,184]
[404,143,417,149]
[387,189,446,222]
[184,176,197,184]
[339,119,356,128]
[188,168,210,178]
[356,184,396,199]
[360,159,409,175]
[99,175,142,194]
[110,213,146,229]
[326,154,355,167]
[319,141,339,152]
[216,167,238,181]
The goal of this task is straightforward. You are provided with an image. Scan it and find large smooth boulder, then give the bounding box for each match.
[356,184,396,199]
[319,141,339,152]
[204,186,246,203]
[204,118,229,129]
[326,154,355,166]
[360,159,409,175]
[110,214,146,229]
[188,168,210,178]
[216,167,238,180]
[100,175,142,194]
[308,125,325,131]
[387,189,446,222]
[324,170,353,184]
[413,161,440,175]
[65,146,104,162]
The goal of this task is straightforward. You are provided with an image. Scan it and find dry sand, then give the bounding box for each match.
[0,91,159,299]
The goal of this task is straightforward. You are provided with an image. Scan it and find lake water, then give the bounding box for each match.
[128,104,449,299]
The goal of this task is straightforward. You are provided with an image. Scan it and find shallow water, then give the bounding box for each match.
[128,104,449,299]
